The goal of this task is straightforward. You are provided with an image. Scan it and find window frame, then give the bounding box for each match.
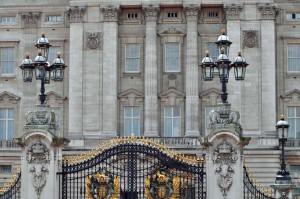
[1,16,16,23]
[164,106,181,137]
[287,106,300,139]
[287,44,300,73]
[0,47,15,76]
[0,108,14,141]
[164,42,181,73]
[46,15,62,22]
[124,44,140,73]
[123,106,141,137]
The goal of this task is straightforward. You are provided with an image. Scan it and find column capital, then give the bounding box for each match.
[258,3,279,20]
[21,12,41,26]
[184,4,200,20]
[67,6,86,23]
[142,4,160,22]
[223,3,243,20]
[100,5,120,22]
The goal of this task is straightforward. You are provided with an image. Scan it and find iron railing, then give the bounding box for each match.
[243,166,275,199]
[0,172,21,199]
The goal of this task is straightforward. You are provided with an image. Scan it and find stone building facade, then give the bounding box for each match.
[0,0,300,197]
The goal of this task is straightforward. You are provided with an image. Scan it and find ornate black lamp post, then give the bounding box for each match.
[275,115,292,183]
[19,33,67,104]
[200,29,248,104]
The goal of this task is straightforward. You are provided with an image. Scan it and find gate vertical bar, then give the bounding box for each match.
[128,147,138,198]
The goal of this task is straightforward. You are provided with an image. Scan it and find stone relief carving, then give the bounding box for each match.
[212,140,238,199]
[100,5,120,22]
[168,74,177,89]
[158,27,186,37]
[22,12,41,25]
[184,5,200,18]
[209,104,240,125]
[86,32,101,49]
[142,4,160,21]
[258,3,279,19]
[27,141,51,199]
[26,107,58,126]
[243,30,259,48]
[223,4,243,20]
[67,6,86,22]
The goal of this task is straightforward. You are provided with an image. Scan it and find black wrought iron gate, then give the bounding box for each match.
[57,137,206,199]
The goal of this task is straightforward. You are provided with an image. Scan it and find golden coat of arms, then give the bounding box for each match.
[145,170,180,199]
[86,173,119,199]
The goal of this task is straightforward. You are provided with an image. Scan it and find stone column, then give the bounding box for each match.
[15,105,68,199]
[184,5,200,136]
[143,5,160,137]
[223,4,243,118]
[100,5,120,136]
[203,103,250,199]
[258,3,278,133]
[67,7,86,138]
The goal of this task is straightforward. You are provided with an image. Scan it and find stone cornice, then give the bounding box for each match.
[21,12,41,26]
[257,3,279,20]
[100,5,120,22]
[67,6,86,23]
[142,4,160,22]
[184,4,200,20]
[223,3,243,20]
[158,27,186,37]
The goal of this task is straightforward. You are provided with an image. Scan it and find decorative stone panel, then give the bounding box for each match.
[0,91,20,104]
[223,4,243,20]
[158,27,186,37]
[258,3,279,20]
[118,89,144,106]
[280,89,300,103]
[85,32,101,50]
[100,5,120,22]
[243,30,259,48]
[67,6,86,22]
[159,89,185,106]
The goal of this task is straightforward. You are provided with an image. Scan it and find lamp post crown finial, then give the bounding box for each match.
[280,114,285,120]
[25,52,30,58]
[205,50,209,56]
[57,52,62,57]
[37,49,42,55]
[41,32,46,37]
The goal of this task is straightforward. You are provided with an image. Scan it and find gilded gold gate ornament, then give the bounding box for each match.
[145,171,180,199]
[86,173,119,199]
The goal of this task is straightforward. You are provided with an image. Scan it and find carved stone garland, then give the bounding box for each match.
[27,141,51,199]
[212,140,238,199]
[100,5,120,22]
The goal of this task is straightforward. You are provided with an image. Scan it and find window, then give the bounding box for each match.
[293,188,300,199]
[288,44,300,72]
[46,15,62,22]
[0,109,14,141]
[206,43,219,61]
[48,46,61,63]
[0,47,14,75]
[125,44,140,73]
[165,43,180,72]
[127,13,138,19]
[287,107,300,138]
[1,17,16,23]
[167,12,178,18]
[208,11,219,18]
[164,107,181,137]
[287,13,300,20]
[205,107,215,133]
[290,165,300,173]
[124,107,140,137]
[0,165,12,173]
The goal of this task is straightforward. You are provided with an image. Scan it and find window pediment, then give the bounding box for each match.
[200,88,221,105]
[158,27,186,37]
[118,89,144,106]
[159,89,185,106]
[45,91,66,104]
[280,89,300,102]
[0,91,20,104]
